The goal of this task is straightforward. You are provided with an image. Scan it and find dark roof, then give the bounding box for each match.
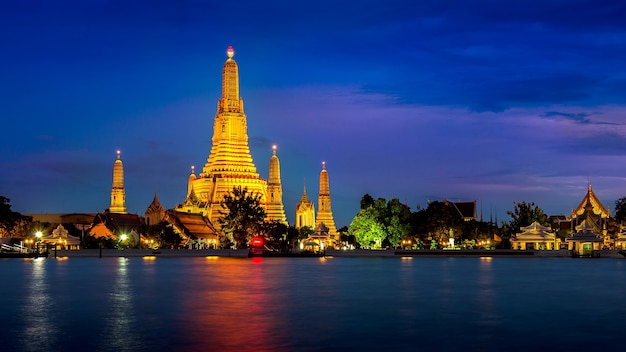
[94,212,143,234]
[444,200,476,220]
[165,210,216,239]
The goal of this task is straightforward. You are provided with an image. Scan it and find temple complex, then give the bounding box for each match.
[314,162,337,236]
[265,145,287,224]
[175,45,268,226]
[570,182,610,244]
[109,150,127,214]
[295,182,315,229]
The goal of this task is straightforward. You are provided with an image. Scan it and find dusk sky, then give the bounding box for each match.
[2,0,626,227]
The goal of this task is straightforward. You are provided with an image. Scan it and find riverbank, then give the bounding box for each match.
[40,248,626,258]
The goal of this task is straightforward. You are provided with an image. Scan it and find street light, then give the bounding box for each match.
[35,231,43,253]
[120,234,128,248]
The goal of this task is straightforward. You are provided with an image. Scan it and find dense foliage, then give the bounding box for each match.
[218,186,267,249]
[0,196,32,238]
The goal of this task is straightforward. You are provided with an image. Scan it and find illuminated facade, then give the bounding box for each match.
[266,145,287,224]
[176,45,268,226]
[109,150,127,214]
[295,182,315,228]
[511,221,558,250]
[315,162,337,236]
[570,182,610,243]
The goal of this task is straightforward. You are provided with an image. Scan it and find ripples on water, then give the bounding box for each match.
[1,256,625,351]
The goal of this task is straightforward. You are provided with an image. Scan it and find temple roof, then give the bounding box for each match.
[444,199,477,220]
[165,210,215,240]
[520,221,552,233]
[146,193,164,214]
[92,212,143,237]
[567,219,603,242]
[512,221,554,241]
[572,183,610,218]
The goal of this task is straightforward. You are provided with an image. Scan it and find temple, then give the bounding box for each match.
[314,162,337,236]
[570,182,610,241]
[176,45,269,227]
[109,150,127,214]
[145,193,165,226]
[295,181,315,229]
[266,145,287,224]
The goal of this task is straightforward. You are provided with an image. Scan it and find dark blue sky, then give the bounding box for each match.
[2,0,626,227]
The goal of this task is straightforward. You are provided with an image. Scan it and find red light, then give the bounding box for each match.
[251,236,264,248]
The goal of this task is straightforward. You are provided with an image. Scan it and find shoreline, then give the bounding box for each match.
[31,248,626,258]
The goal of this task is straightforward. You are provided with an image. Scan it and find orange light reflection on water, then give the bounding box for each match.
[179,258,288,351]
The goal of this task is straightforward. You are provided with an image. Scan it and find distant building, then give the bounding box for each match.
[266,145,287,224]
[511,221,559,250]
[109,150,127,214]
[88,212,142,248]
[295,182,315,229]
[145,193,165,226]
[164,210,217,249]
[566,220,604,257]
[570,182,610,246]
[443,199,477,221]
[314,162,337,236]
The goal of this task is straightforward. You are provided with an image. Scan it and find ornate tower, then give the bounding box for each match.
[295,181,315,229]
[266,145,287,224]
[109,150,127,214]
[177,45,268,225]
[145,193,165,226]
[315,162,337,235]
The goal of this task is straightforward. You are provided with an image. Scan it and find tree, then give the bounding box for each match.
[505,201,548,235]
[261,220,289,250]
[615,197,626,225]
[421,201,463,246]
[360,194,375,210]
[0,196,32,238]
[384,198,412,247]
[218,186,266,249]
[349,207,386,248]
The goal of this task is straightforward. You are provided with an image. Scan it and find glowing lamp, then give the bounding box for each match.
[251,236,264,248]
[121,234,128,241]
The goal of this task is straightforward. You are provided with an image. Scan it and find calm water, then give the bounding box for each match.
[1,256,625,351]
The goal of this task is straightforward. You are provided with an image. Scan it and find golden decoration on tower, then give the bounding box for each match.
[109,150,127,214]
[176,45,268,226]
[266,145,287,224]
[315,161,337,235]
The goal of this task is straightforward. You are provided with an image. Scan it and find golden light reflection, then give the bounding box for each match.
[55,256,68,260]
[401,256,413,260]
[205,256,219,260]
[143,255,156,260]
[178,258,283,350]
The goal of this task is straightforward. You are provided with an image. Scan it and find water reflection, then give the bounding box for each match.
[179,258,289,351]
[22,258,58,350]
[102,257,141,350]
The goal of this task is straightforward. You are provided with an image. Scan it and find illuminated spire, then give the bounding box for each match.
[315,161,337,235]
[266,145,287,224]
[187,165,196,198]
[177,45,268,228]
[109,150,127,214]
[219,44,242,113]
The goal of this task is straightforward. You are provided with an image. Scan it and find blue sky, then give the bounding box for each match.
[2,0,626,227]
